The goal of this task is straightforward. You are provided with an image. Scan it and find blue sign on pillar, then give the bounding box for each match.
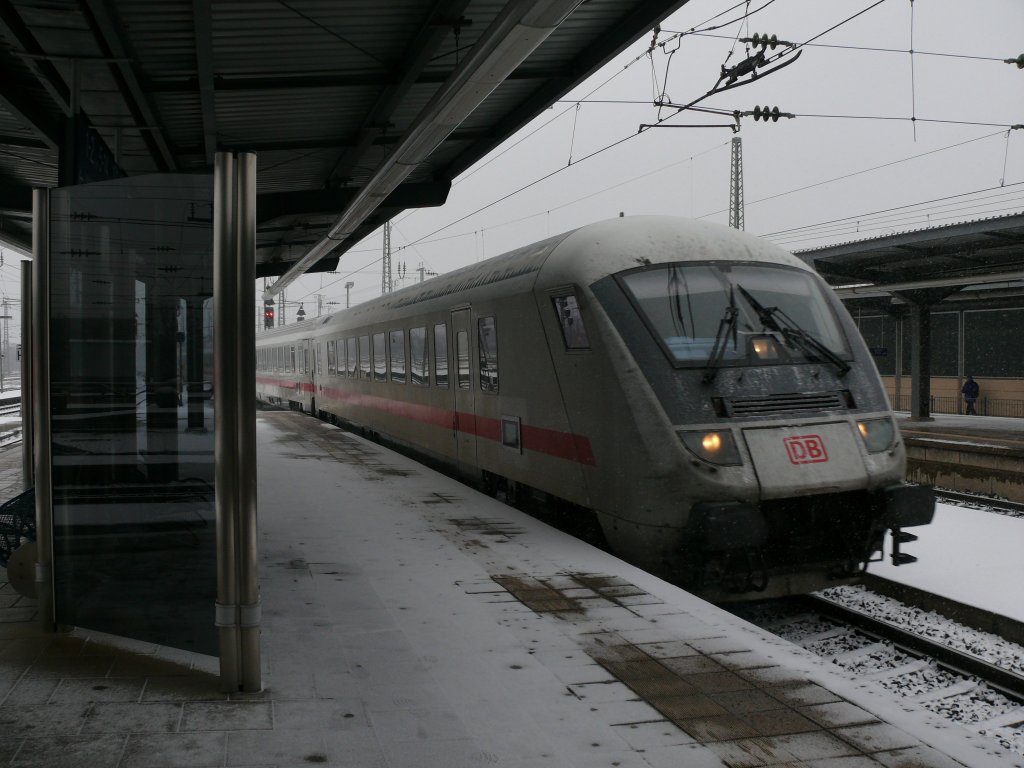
[49,174,217,656]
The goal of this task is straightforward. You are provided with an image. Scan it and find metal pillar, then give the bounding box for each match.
[728,135,744,230]
[213,151,261,692]
[907,304,932,421]
[235,153,260,693]
[21,262,33,490]
[382,220,392,294]
[31,189,54,630]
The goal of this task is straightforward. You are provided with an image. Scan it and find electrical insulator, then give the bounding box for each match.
[753,105,782,122]
[750,33,779,49]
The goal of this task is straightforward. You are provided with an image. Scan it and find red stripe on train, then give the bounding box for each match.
[256,377,595,466]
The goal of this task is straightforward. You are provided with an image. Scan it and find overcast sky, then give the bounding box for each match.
[276,0,1022,317]
[1,0,1021,329]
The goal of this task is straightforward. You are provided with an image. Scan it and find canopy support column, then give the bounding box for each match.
[214,151,261,692]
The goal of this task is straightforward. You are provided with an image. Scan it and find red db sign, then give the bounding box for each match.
[784,435,829,464]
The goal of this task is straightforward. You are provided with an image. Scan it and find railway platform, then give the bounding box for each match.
[896,413,1024,503]
[0,410,1020,767]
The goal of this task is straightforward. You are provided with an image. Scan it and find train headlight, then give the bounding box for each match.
[748,334,780,360]
[678,430,742,465]
[856,417,896,453]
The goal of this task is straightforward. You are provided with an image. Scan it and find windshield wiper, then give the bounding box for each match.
[702,286,739,384]
[736,285,850,377]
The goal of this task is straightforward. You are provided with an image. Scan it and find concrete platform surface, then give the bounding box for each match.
[0,411,1020,767]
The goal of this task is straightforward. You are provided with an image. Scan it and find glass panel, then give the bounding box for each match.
[434,323,448,388]
[931,312,959,377]
[389,329,406,384]
[50,173,216,656]
[348,337,358,378]
[327,340,336,375]
[856,315,897,376]
[457,330,470,389]
[552,295,589,349]
[619,263,849,367]
[965,309,1024,377]
[478,316,498,392]
[359,335,370,379]
[410,327,427,385]
[372,332,386,382]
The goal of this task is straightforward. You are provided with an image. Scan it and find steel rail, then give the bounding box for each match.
[935,488,1024,515]
[805,594,1024,704]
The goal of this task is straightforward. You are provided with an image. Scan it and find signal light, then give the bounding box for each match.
[263,299,275,329]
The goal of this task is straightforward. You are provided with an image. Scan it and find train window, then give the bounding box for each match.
[456,330,470,390]
[372,332,386,382]
[313,343,319,376]
[410,327,427,386]
[619,263,849,367]
[348,337,358,378]
[478,316,498,393]
[359,335,370,379]
[434,324,449,388]
[552,295,590,349]
[327,340,337,375]
[290,345,296,373]
[389,329,406,384]
[501,416,521,452]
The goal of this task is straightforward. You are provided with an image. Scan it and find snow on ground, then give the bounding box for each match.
[871,501,1024,623]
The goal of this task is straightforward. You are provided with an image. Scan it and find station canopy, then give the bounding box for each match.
[0,0,687,278]
[794,213,1024,302]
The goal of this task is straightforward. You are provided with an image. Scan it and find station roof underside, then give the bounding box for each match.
[0,0,686,278]
[795,213,1024,302]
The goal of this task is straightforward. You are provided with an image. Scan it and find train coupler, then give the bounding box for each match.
[889,527,919,566]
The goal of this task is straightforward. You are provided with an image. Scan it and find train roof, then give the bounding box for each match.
[257,217,808,341]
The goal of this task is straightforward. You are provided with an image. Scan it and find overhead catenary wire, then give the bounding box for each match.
[759,181,1024,244]
[306,0,1018,300]
[697,129,1014,220]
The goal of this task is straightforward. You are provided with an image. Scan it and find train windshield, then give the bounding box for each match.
[619,262,850,368]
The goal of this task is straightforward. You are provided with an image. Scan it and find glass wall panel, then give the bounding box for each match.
[855,315,897,376]
[931,312,959,376]
[50,174,216,656]
[965,309,1024,377]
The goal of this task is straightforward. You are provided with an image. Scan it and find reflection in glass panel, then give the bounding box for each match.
[434,324,448,388]
[409,327,427,386]
[359,335,370,378]
[457,330,470,389]
[327,340,336,375]
[373,332,386,382]
[553,295,589,349]
[389,329,406,384]
[478,316,498,392]
[348,337,358,378]
[50,174,216,656]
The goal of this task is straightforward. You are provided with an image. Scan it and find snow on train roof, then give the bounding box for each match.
[257,217,807,338]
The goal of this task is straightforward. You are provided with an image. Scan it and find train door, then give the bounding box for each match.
[308,339,318,415]
[451,308,477,476]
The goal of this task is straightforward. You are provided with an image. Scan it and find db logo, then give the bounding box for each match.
[784,434,829,464]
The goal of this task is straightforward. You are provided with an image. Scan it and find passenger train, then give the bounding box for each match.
[256,216,934,601]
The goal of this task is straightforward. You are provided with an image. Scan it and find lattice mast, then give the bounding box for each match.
[382,220,393,294]
[728,135,744,230]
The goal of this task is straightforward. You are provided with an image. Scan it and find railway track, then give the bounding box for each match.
[935,488,1024,515]
[807,592,1024,703]
[733,587,1024,757]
